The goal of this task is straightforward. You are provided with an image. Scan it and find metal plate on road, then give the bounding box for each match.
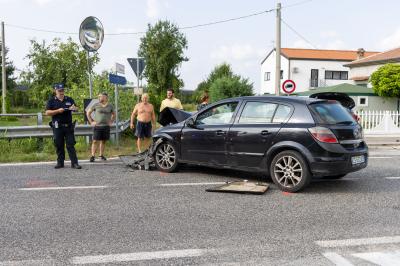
[206,181,269,195]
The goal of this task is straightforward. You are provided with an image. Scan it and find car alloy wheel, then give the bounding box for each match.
[274,155,303,188]
[155,143,177,171]
[270,150,311,192]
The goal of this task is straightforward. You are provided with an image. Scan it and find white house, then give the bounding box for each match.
[344,47,400,87]
[260,48,379,95]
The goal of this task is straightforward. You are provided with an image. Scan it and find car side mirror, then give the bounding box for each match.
[186,117,196,128]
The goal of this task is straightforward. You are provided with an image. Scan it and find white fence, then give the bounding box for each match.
[356,110,400,135]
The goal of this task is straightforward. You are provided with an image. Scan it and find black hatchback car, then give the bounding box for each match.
[152,96,368,192]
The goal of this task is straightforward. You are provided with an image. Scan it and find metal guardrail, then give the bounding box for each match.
[0,120,131,139]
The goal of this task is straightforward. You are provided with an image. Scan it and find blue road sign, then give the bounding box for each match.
[108,73,127,85]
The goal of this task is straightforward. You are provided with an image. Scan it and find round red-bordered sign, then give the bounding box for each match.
[282,80,296,94]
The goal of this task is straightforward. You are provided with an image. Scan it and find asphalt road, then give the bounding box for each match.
[0,148,399,265]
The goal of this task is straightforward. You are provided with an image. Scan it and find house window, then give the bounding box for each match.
[325,70,348,80]
[358,96,368,107]
[280,70,283,79]
[264,72,270,81]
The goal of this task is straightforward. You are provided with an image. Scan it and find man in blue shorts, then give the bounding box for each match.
[130,93,156,153]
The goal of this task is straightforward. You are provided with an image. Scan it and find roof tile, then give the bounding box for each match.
[281,48,379,61]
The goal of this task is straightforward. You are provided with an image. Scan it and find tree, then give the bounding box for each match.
[24,38,99,107]
[0,46,16,111]
[138,20,188,111]
[370,63,400,98]
[194,63,253,102]
[209,76,253,102]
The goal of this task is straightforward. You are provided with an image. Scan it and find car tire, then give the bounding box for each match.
[270,150,311,192]
[323,174,347,179]
[154,141,179,173]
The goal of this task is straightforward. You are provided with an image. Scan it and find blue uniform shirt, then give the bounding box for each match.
[46,96,76,124]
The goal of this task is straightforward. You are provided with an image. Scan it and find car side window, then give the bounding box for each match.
[196,102,238,125]
[272,105,292,123]
[238,102,277,124]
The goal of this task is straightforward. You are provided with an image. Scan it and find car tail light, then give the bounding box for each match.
[352,112,360,122]
[308,127,338,143]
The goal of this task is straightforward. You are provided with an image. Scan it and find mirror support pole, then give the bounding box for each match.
[87,50,93,99]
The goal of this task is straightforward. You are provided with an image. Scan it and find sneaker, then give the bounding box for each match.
[71,164,82,169]
[89,156,95,162]
[99,155,107,161]
[54,164,64,169]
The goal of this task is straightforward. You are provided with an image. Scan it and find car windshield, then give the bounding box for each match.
[309,101,356,125]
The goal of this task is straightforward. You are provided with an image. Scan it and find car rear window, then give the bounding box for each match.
[309,101,356,124]
[273,105,291,123]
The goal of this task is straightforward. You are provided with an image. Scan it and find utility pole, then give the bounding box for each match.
[1,21,6,113]
[275,2,281,96]
[136,55,140,103]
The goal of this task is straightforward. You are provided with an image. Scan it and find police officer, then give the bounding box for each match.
[45,84,82,169]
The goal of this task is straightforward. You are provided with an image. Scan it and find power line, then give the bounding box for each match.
[5,24,77,35]
[282,0,314,9]
[5,9,274,36]
[179,9,274,30]
[281,18,318,49]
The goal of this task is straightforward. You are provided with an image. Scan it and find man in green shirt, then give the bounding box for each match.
[87,92,115,162]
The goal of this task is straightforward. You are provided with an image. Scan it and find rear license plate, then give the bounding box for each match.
[351,155,365,165]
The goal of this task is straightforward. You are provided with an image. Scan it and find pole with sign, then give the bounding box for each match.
[79,16,104,99]
[127,57,146,102]
[282,79,296,95]
[109,71,126,146]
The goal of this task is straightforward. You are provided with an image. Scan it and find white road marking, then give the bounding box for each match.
[316,236,400,248]
[369,157,393,159]
[18,186,108,191]
[352,250,400,266]
[322,252,354,266]
[70,249,207,264]
[0,259,56,265]
[159,182,227,187]
[385,176,400,180]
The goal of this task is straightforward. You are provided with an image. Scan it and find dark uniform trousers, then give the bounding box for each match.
[53,125,78,165]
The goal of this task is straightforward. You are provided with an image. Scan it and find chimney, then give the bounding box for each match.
[357,48,365,59]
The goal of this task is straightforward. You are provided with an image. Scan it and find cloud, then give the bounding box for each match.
[380,27,400,50]
[320,30,338,38]
[115,28,137,34]
[146,0,160,18]
[291,39,315,49]
[32,0,54,5]
[324,40,347,50]
[211,44,265,61]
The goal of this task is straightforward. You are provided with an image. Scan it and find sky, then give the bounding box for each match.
[1,0,400,93]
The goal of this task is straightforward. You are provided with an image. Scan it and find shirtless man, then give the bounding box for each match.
[130,93,156,153]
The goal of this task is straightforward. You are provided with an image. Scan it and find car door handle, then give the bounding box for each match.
[261,130,271,136]
[216,130,226,136]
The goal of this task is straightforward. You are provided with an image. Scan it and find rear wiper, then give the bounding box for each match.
[336,121,354,125]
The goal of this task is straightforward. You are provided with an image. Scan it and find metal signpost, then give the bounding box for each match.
[79,16,104,99]
[109,72,127,146]
[1,21,6,114]
[127,57,145,101]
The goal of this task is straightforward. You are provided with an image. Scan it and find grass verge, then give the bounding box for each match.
[0,136,138,163]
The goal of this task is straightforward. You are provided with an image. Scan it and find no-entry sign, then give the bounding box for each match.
[282,80,296,94]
